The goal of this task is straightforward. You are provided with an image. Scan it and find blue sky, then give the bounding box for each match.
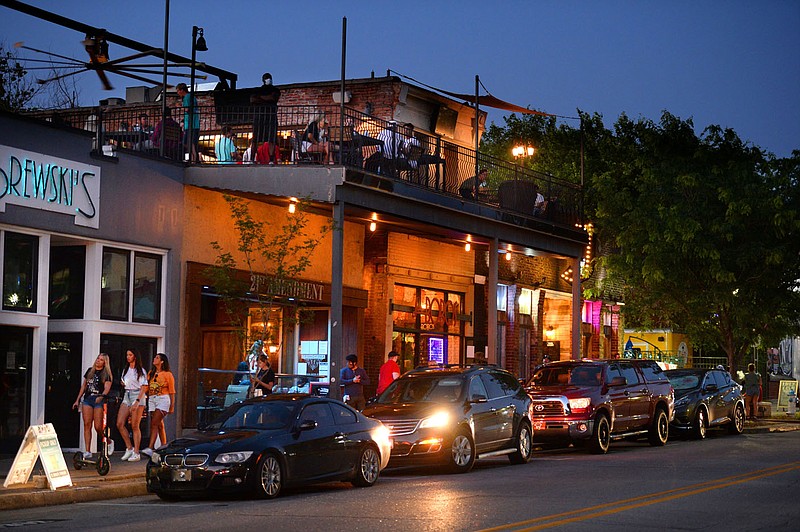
[2,1,798,157]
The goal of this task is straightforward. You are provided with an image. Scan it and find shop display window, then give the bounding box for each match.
[133,253,162,324]
[2,231,38,312]
[49,245,86,319]
[101,247,130,320]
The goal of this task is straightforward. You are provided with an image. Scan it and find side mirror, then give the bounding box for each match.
[609,376,627,387]
[470,394,488,403]
[298,419,317,431]
[704,383,718,393]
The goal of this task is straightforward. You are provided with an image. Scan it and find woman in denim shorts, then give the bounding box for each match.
[141,353,175,457]
[117,349,149,462]
[72,354,113,459]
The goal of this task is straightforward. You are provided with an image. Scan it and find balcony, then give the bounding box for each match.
[26,103,584,235]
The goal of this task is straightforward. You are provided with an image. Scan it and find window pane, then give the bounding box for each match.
[3,232,38,312]
[49,246,86,319]
[497,284,507,311]
[132,253,161,323]
[519,288,532,315]
[101,248,130,320]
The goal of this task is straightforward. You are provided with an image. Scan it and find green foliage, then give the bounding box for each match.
[205,194,331,354]
[481,110,800,370]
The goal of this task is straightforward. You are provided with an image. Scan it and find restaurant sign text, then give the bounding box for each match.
[0,145,100,228]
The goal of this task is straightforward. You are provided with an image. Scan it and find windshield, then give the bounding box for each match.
[531,365,602,387]
[205,402,297,431]
[667,373,701,391]
[377,375,465,404]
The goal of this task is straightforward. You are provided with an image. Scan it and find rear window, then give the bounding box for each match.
[639,361,669,383]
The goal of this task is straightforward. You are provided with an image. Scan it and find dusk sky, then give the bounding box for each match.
[2,1,798,157]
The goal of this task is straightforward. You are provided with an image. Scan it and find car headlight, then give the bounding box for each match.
[419,411,450,429]
[372,424,391,447]
[568,398,591,413]
[674,396,691,408]
[214,451,254,464]
[151,451,162,465]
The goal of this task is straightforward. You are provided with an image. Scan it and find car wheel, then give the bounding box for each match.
[728,403,745,435]
[508,421,532,464]
[588,413,611,454]
[351,445,381,487]
[448,427,475,473]
[693,407,707,440]
[254,453,283,499]
[648,408,669,446]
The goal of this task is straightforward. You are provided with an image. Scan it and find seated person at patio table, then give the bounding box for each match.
[402,123,422,170]
[302,113,333,164]
[533,190,547,215]
[215,125,241,163]
[134,113,155,150]
[150,107,182,158]
[459,168,489,200]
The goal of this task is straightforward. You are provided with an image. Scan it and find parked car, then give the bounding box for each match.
[362,365,533,473]
[664,368,745,439]
[525,359,674,454]
[146,394,391,500]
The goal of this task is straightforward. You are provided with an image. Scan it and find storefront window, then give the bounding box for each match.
[2,232,38,312]
[133,253,162,324]
[298,309,329,378]
[101,247,130,320]
[49,246,86,319]
[519,288,533,316]
[497,284,508,312]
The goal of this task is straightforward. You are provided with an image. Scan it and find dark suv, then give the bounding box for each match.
[362,365,533,473]
[525,360,674,454]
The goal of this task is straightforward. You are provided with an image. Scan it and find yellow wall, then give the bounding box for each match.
[183,186,365,287]
[623,330,692,357]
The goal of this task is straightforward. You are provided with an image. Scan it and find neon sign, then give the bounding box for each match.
[416,296,461,329]
[0,145,100,228]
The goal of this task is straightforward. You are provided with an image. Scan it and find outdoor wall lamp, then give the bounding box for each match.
[288,197,297,213]
[545,326,556,340]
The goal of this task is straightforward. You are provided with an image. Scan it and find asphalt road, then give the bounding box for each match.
[2,431,798,531]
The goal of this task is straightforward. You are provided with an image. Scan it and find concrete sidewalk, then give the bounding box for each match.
[1,415,798,511]
[0,451,148,511]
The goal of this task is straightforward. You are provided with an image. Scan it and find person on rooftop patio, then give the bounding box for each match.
[460,168,488,200]
[151,107,181,159]
[251,72,281,164]
[215,125,241,163]
[302,113,333,164]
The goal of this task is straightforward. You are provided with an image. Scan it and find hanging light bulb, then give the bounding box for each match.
[465,242,471,252]
[505,250,511,261]
[369,221,377,232]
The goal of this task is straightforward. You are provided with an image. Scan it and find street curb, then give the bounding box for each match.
[0,478,147,511]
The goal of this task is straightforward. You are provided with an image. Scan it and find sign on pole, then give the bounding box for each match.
[3,424,72,491]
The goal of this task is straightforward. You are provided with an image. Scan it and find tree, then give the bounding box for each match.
[481,110,800,370]
[591,113,800,370]
[1,42,81,111]
[205,194,332,366]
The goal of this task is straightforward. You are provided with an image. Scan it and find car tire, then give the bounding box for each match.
[588,413,611,454]
[254,453,283,499]
[728,403,745,435]
[648,407,669,446]
[351,444,381,487]
[448,427,475,473]
[508,421,532,464]
[693,407,707,440]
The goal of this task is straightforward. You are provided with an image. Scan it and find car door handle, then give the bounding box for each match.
[490,408,497,412]
[624,390,630,396]
[334,432,346,440]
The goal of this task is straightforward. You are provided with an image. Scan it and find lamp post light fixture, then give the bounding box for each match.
[189,25,208,160]
[512,144,535,159]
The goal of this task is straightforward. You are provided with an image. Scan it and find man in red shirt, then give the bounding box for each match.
[376,351,401,395]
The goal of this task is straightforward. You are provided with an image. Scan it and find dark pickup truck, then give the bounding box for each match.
[525,359,674,454]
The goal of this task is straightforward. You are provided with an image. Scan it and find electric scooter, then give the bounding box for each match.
[73,395,117,476]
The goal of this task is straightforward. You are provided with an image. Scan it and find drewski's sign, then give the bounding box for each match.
[0,145,101,228]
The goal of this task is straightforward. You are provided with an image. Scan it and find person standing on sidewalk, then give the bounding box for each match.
[743,363,762,420]
[376,350,401,395]
[117,349,148,462]
[340,354,370,411]
[141,353,175,456]
[72,354,113,459]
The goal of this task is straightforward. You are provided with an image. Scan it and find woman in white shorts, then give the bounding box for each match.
[117,349,149,462]
[141,353,175,456]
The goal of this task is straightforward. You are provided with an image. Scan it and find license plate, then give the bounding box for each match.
[533,421,546,431]
[171,469,192,482]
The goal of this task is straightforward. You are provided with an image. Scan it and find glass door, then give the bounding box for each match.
[0,326,33,456]
[45,333,83,449]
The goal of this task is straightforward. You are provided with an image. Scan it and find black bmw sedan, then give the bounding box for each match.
[146,394,391,499]
[665,368,745,439]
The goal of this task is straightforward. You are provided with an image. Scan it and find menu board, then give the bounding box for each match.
[3,424,72,491]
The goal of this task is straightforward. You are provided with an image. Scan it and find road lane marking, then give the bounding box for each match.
[481,461,800,532]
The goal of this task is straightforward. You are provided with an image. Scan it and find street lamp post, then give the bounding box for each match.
[511,143,535,182]
[189,26,207,161]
